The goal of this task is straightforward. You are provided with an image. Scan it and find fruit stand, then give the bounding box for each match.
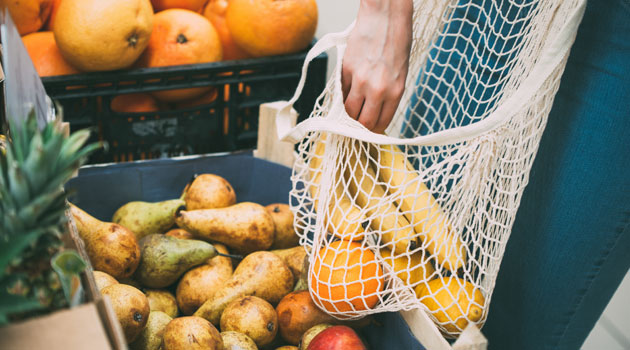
[63,151,432,350]
[0,0,491,349]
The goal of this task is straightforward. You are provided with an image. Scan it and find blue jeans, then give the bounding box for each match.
[483,1,630,349]
[409,1,630,348]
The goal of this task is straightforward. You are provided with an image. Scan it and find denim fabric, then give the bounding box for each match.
[482,1,630,349]
[407,0,630,348]
[403,1,533,139]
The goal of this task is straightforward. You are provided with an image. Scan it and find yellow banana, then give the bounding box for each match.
[308,133,328,183]
[345,141,416,252]
[369,144,466,272]
[381,247,435,288]
[308,134,366,241]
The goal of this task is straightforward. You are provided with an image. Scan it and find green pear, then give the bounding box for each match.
[112,199,185,239]
[135,234,218,288]
[129,311,172,350]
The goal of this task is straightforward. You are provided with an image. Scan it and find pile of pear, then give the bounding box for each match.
[69,173,313,350]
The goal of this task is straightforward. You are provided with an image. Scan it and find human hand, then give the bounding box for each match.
[342,0,413,134]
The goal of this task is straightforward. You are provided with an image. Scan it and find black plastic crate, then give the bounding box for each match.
[41,47,327,163]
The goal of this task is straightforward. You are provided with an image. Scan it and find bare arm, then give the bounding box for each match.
[342,0,413,133]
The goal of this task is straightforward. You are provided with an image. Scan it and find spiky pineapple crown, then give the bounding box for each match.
[0,110,99,324]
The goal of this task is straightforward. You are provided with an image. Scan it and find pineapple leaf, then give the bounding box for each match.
[7,163,30,208]
[1,107,100,323]
[0,230,45,279]
[0,293,43,326]
[17,188,65,224]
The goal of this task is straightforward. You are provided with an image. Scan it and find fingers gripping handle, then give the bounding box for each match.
[278,0,584,147]
[277,22,355,144]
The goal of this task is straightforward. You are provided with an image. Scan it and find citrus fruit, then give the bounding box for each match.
[137,9,222,102]
[110,94,159,113]
[175,88,219,109]
[4,0,52,35]
[22,31,79,77]
[381,248,435,287]
[44,0,62,30]
[310,240,383,314]
[202,0,250,61]
[150,0,207,12]
[53,0,154,72]
[414,276,486,335]
[226,0,317,57]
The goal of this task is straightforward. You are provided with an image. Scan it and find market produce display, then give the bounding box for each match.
[66,172,360,348]
[63,157,484,346]
[10,0,319,102]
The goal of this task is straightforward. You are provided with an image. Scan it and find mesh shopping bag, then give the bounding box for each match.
[276,0,586,338]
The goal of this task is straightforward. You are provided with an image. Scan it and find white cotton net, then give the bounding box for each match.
[278,0,586,338]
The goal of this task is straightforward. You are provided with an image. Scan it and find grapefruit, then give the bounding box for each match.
[226,0,317,57]
[53,0,154,72]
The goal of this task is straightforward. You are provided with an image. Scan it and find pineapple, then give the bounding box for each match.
[0,110,99,324]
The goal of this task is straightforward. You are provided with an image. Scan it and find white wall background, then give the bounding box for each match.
[315,0,359,77]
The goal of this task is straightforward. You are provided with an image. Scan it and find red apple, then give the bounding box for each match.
[307,325,367,350]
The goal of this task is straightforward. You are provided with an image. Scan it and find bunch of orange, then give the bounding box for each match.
[11,0,318,105]
[11,0,318,74]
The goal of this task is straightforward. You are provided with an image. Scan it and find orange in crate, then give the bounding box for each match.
[150,0,207,12]
[22,31,79,77]
[4,0,52,35]
[137,9,223,102]
[202,0,250,61]
[45,0,62,30]
[53,0,154,72]
[310,240,384,315]
[175,88,219,109]
[110,93,160,113]
[226,0,317,57]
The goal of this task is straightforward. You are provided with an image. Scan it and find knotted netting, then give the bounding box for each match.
[276,0,586,338]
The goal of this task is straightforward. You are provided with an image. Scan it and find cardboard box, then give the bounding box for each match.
[0,218,127,350]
